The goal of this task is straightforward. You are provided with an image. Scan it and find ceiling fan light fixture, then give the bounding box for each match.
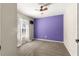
[44,7,48,10]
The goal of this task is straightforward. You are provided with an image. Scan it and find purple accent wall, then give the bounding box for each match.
[34,15,63,41]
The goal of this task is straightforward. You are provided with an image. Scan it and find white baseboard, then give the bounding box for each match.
[34,38,63,43]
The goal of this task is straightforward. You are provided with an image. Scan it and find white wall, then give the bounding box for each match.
[1,3,17,56]
[64,4,77,56]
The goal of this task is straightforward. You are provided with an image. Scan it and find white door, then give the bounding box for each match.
[1,3,17,56]
[0,4,1,56]
[77,3,79,56]
[64,4,77,56]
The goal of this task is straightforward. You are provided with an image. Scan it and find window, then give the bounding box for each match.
[17,18,29,47]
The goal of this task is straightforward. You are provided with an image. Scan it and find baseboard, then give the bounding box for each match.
[34,38,63,43]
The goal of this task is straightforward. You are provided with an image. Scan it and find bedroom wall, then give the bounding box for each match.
[34,15,63,41]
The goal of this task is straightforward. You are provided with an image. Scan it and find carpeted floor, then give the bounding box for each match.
[18,40,70,56]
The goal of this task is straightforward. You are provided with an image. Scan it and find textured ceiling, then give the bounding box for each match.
[17,3,66,18]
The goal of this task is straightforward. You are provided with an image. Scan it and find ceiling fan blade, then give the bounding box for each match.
[35,9,42,12]
[43,3,52,6]
[35,9,40,11]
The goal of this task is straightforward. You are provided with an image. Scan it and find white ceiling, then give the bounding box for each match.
[17,3,66,18]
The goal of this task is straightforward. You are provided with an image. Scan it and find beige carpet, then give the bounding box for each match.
[18,40,70,56]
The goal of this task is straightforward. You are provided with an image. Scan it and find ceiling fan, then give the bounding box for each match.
[35,3,52,12]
